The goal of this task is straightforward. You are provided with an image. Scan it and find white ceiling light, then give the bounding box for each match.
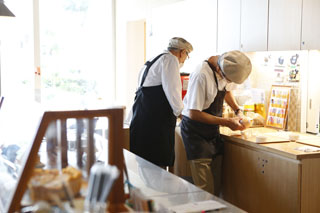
[0,0,15,17]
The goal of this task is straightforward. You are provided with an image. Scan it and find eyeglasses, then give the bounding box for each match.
[185,51,190,59]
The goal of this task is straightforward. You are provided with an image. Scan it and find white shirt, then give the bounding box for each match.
[137,50,183,116]
[182,61,236,116]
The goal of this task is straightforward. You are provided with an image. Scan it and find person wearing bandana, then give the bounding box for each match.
[130,37,193,171]
[181,50,252,195]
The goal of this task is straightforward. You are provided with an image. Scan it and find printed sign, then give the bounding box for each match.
[266,85,291,129]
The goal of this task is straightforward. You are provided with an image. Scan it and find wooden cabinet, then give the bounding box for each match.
[222,137,320,213]
[223,142,300,213]
[268,0,302,51]
[240,0,268,52]
[148,0,320,54]
[251,0,320,51]
[301,0,320,50]
[217,0,241,53]
[301,158,320,213]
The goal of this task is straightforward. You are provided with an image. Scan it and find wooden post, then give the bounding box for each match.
[57,119,68,169]
[46,121,58,169]
[76,119,83,169]
[86,118,95,176]
[107,109,128,212]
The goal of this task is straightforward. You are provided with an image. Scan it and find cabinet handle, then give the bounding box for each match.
[309,99,312,109]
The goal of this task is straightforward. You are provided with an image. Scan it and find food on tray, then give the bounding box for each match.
[241,113,265,128]
[28,166,82,202]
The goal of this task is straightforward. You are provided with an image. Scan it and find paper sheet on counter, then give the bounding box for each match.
[294,145,320,153]
[263,131,319,141]
[168,200,226,213]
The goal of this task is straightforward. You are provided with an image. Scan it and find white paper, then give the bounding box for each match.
[263,131,319,141]
[169,200,227,213]
[295,146,320,153]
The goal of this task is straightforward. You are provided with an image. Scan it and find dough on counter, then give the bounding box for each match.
[240,117,252,128]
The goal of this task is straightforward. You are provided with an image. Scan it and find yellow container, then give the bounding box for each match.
[244,104,255,116]
[255,103,266,119]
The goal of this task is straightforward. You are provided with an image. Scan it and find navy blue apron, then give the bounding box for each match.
[130,53,177,167]
[181,61,226,160]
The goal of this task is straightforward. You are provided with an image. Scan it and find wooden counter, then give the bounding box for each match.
[221,127,320,213]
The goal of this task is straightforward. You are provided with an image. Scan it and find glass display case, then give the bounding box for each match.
[0,104,127,212]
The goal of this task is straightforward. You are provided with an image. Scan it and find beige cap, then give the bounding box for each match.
[218,50,252,84]
[168,37,193,53]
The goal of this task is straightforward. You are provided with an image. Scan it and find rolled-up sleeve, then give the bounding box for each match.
[161,56,183,116]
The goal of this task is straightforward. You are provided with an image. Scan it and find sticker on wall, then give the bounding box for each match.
[274,68,285,83]
[288,68,300,82]
[290,54,299,65]
[278,56,284,65]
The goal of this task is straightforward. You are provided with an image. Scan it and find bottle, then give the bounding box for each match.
[255,103,266,119]
[244,101,255,117]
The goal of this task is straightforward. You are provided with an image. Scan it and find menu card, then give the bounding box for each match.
[266,85,291,129]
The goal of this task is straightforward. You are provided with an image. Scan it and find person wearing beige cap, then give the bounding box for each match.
[180,50,252,195]
[130,37,193,171]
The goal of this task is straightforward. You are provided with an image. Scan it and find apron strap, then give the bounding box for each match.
[140,53,166,87]
[205,60,219,89]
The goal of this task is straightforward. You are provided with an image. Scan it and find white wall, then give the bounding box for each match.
[147,0,218,73]
[246,50,313,132]
[117,0,219,119]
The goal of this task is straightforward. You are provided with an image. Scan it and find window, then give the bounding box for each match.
[39,0,115,109]
[0,0,115,110]
[0,0,34,101]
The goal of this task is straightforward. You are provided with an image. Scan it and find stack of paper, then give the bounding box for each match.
[169,200,226,213]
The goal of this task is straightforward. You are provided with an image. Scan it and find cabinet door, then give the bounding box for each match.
[217,0,241,53]
[301,158,320,212]
[268,0,302,51]
[306,51,320,133]
[240,0,268,52]
[301,0,320,50]
[223,142,300,213]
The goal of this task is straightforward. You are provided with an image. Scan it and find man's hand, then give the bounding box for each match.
[235,109,244,118]
[226,117,246,131]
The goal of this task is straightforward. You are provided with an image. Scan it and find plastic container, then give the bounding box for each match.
[255,103,266,119]
[289,133,300,141]
[244,103,255,116]
[256,135,267,143]
[241,129,252,139]
[180,73,189,100]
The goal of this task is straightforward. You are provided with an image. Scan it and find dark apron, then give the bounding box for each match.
[130,53,177,167]
[181,61,226,160]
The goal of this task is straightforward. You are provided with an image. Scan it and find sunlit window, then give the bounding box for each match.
[0,0,115,110]
[0,0,34,101]
[40,0,114,110]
